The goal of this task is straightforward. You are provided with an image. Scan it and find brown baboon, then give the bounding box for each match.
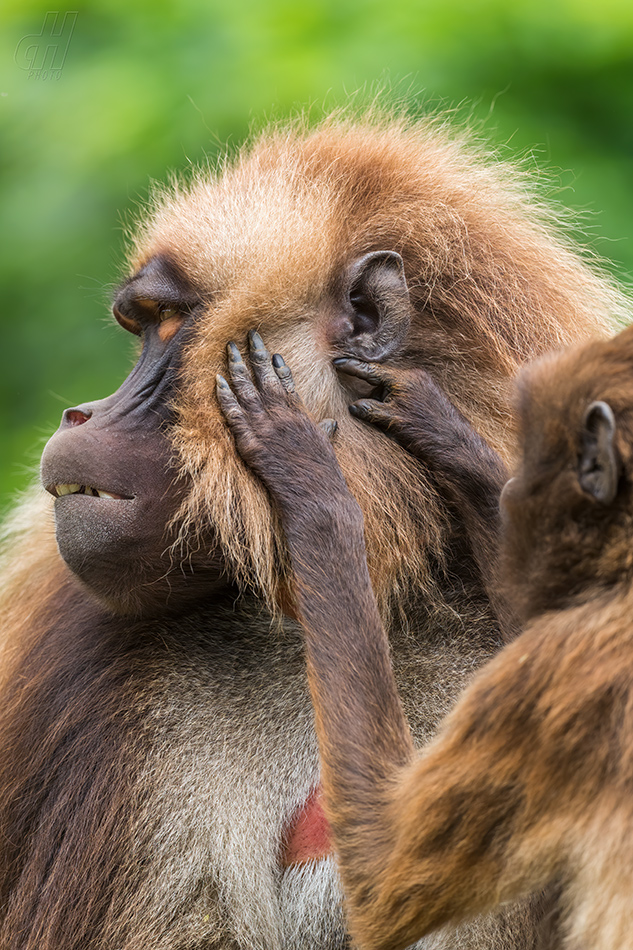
[0,112,624,950]
[218,325,633,950]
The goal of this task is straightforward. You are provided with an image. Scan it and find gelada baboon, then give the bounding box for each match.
[0,112,624,949]
[218,326,633,950]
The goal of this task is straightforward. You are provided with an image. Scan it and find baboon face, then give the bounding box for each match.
[39,255,229,616]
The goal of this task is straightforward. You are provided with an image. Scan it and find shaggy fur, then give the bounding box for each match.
[0,110,626,949]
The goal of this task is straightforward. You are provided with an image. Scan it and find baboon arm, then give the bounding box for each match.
[216,332,415,761]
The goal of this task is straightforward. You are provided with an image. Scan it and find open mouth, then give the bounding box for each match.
[47,483,132,500]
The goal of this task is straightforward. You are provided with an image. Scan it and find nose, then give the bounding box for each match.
[61,407,92,428]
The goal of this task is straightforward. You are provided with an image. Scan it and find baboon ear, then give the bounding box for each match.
[331,251,411,361]
[578,401,619,504]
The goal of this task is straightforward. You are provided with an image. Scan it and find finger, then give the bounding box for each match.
[226,342,263,411]
[272,353,299,399]
[349,399,394,429]
[318,418,338,441]
[248,330,284,397]
[216,374,247,427]
[333,357,391,390]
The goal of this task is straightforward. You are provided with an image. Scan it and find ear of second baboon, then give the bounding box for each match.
[579,401,619,504]
[335,251,411,361]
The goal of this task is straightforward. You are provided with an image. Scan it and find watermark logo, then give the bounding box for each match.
[15,12,77,81]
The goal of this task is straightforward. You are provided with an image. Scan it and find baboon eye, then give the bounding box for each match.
[158,307,179,322]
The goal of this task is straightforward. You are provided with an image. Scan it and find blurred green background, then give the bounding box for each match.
[2,0,633,513]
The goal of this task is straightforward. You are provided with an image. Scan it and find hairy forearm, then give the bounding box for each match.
[283,502,414,774]
[279,501,416,886]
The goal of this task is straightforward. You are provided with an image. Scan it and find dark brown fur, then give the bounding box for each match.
[0,112,624,949]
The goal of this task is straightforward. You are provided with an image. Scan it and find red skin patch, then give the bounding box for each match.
[281,787,332,866]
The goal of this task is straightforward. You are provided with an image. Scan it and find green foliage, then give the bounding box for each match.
[1,0,633,509]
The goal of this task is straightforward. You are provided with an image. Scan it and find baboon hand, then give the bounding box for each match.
[334,357,508,549]
[217,331,348,515]
[334,357,450,455]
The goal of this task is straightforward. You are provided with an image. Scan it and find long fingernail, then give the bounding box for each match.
[227,342,241,361]
[216,374,230,389]
[272,354,286,368]
[249,330,265,349]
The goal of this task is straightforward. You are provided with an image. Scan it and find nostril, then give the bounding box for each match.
[63,408,92,428]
